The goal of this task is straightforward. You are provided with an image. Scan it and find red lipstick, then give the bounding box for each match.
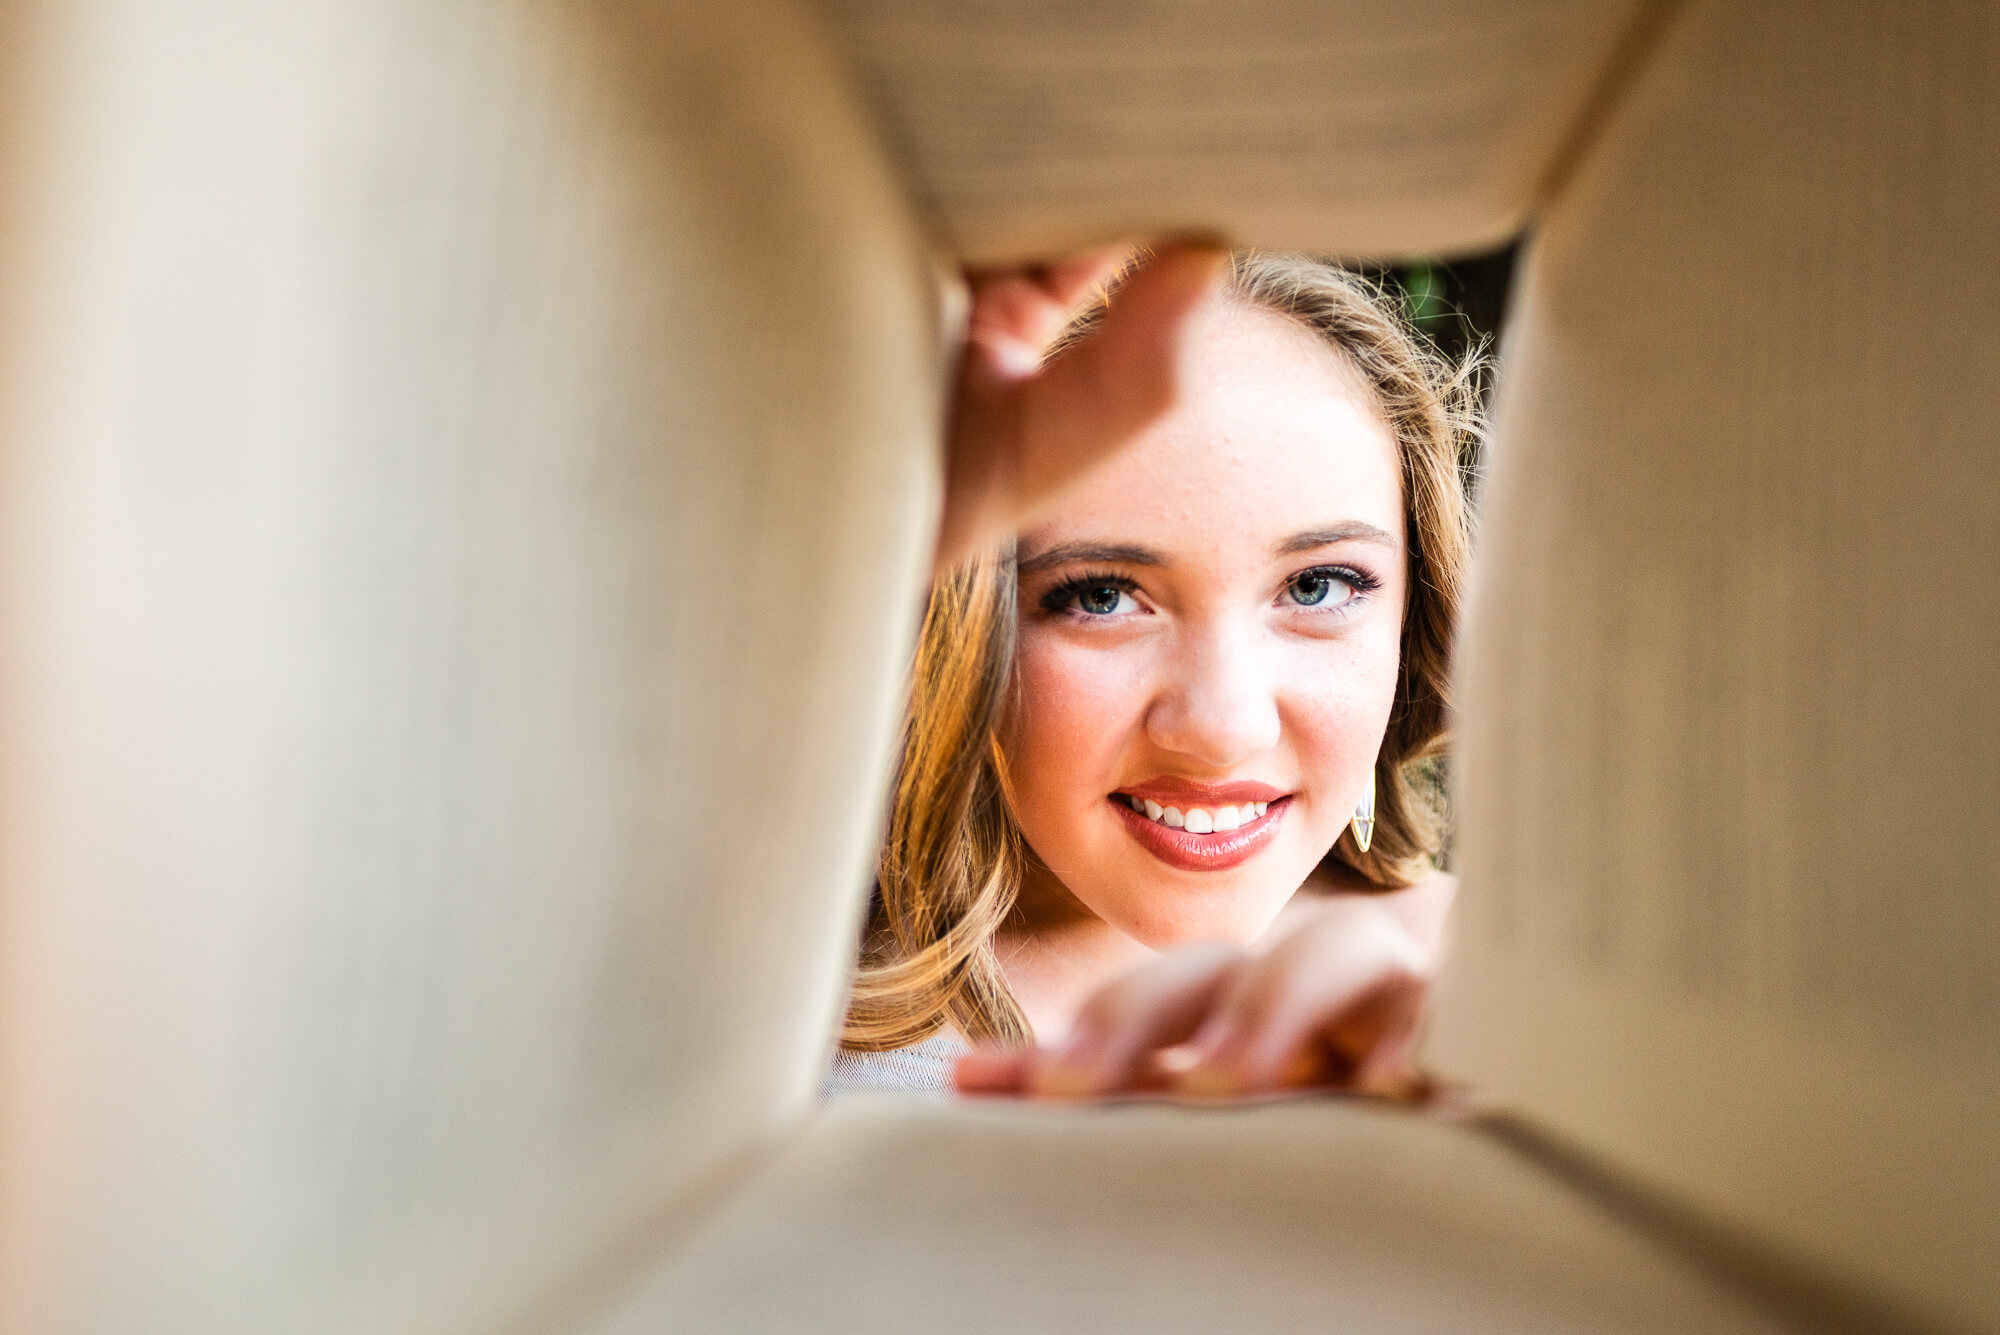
[1119,778,1288,806]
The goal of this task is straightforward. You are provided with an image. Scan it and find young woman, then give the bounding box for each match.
[829,247,1475,1101]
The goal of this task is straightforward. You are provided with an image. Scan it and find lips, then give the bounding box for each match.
[1120,778,1288,805]
[1108,792,1291,872]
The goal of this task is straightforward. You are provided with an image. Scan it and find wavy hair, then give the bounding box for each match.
[842,251,1481,1050]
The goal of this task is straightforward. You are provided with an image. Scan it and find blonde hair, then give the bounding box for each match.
[842,252,1481,1051]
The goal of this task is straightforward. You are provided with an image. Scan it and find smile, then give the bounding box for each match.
[1119,794,1268,832]
[1107,790,1291,872]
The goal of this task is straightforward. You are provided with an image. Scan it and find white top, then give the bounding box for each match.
[822,1033,967,1098]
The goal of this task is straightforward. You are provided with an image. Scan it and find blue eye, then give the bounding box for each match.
[1074,584,1135,616]
[1289,572,1338,606]
[1285,564,1380,609]
[1038,570,1142,618]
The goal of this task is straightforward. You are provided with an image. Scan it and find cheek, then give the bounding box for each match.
[1001,634,1142,844]
[1283,620,1404,793]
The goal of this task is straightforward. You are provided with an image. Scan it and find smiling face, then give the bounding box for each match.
[1000,291,1407,949]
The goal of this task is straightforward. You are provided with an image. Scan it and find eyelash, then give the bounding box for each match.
[1036,564,1383,617]
[1287,563,1383,608]
[1038,570,1140,616]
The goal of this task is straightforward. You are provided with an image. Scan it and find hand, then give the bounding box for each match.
[933,240,1230,572]
[955,878,1454,1102]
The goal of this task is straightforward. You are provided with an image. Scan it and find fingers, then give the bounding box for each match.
[953,942,1239,1099]
[956,903,1437,1105]
[1027,942,1240,1098]
[1177,911,1429,1100]
[962,243,1133,377]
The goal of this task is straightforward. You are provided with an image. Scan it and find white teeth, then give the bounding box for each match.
[1127,797,1278,832]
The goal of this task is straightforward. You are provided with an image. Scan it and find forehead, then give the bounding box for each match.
[1021,295,1405,564]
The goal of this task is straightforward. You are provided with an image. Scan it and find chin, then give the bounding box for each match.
[1103,872,1295,949]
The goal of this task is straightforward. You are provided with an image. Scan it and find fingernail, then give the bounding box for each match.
[973,332,1042,379]
[1185,1016,1239,1066]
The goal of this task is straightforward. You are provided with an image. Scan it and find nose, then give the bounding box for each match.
[1144,617,1282,769]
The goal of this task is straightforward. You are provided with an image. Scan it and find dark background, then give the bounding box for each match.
[1383,241,1518,492]
[1389,244,1518,368]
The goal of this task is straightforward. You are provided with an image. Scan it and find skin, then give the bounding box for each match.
[1003,293,1404,948]
[934,245,1454,1101]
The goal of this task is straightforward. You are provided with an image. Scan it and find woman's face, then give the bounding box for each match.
[1002,292,1407,948]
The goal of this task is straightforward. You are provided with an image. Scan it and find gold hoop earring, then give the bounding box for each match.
[1350,769,1376,854]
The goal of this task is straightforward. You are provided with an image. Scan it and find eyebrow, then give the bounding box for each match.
[1015,541,1167,575]
[1274,523,1400,555]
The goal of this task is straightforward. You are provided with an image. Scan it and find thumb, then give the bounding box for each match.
[935,239,1230,572]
